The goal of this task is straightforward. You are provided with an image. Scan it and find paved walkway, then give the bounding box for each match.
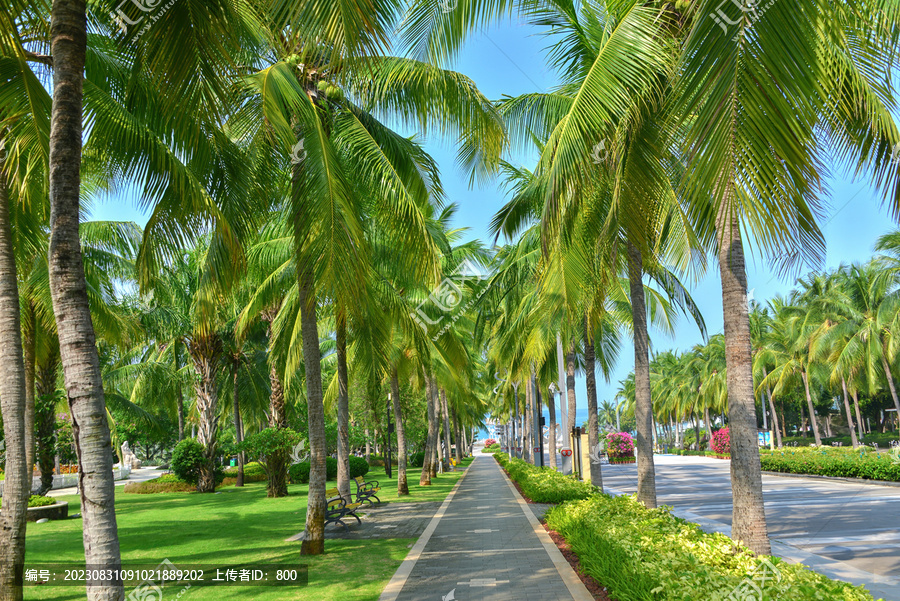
[46,466,166,498]
[380,454,592,601]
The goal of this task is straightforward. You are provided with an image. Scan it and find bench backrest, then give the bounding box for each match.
[326,487,341,497]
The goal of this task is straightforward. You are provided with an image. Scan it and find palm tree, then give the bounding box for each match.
[0,133,29,601]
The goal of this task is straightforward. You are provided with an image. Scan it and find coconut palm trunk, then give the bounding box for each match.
[453,412,463,465]
[762,368,782,448]
[299,269,326,554]
[420,372,436,485]
[336,316,351,500]
[584,324,603,488]
[717,209,771,555]
[48,1,124,595]
[800,370,822,446]
[36,355,59,495]
[174,341,185,441]
[627,242,657,509]
[430,384,440,476]
[191,337,222,493]
[390,369,409,495]
[233,368,244,487]
[440,389,451,471]
[840,378,859,448]
[851,389,865,439]
[880,355,900,417]
[548,387,557,469]
[524,376,533,463]
[0,142,29,601]
[566,350,577,439]
[23,303,36,480]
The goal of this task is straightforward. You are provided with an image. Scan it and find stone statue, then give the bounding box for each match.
[121,441,141,470]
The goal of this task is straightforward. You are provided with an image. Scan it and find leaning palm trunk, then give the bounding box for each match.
[0,143,29,601]
[717,208,771,555]
[48,2,124,596]
[190,336,222,493]
[299,269,326,554]
[627,242,657,509]
[800,370,822,446]
[840,378,859,448]
[419,372,436,485]
[336,318,351,500]
[584,324,603,488]
[390,369,409,495]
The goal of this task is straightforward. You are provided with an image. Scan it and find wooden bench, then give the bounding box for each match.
[324,487,361,532]
[352,476,381,505]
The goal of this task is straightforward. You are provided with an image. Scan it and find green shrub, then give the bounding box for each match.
[287,457,340,484]
[760,446,900,482]
[289,461,310,484]
[481,443,502,453]
[781,433,898,448]
[501,457,595,503]
[154,473,189,484]
[408,451,425,468]
[545,495,878,601]
[348,456,369,478]
[28,495,56,508]
[171,439,206,484]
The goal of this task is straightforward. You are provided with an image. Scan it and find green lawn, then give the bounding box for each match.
[24,461,471,601]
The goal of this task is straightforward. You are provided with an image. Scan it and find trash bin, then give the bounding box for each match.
[230,458,236,467]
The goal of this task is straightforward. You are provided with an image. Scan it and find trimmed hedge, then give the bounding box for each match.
[781,433,898,448]
[495,452,595,503]
[670,449,728,458]
[497,451,880,600]
[123,475,196,494]
[760,447,900,482]
[546,496,878,601]
[481,443,502,454]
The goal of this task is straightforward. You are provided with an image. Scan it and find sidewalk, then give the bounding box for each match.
[45,466,166,498]
[380,454,592,601]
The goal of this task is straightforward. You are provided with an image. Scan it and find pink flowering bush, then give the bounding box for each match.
[606,432,635,458]
[484,438,497,447]
[710,427,731,455]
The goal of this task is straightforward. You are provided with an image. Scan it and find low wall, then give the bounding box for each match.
[27,502,68,522]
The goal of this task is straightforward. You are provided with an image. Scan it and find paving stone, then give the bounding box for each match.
[389,456,584,601]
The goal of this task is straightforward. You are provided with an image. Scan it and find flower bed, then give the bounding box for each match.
[710,427,730,455]
[495,451,880,601]
[760,447,900,482]
[606,432,635,461]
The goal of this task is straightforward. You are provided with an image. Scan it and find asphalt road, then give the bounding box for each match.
[600,455,900,600]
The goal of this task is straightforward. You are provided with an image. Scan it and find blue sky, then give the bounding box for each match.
[89,19,899,429]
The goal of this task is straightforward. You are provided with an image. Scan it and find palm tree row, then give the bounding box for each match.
[618,241,900,455]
